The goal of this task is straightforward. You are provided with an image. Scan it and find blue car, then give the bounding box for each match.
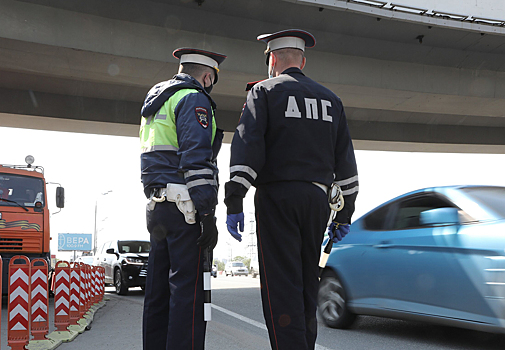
[318,185,505,334]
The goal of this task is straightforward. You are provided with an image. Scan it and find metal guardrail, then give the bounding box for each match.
[346,0,505,27]
[282,0,504,36]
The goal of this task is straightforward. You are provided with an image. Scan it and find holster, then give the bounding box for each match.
[148,183,196,224]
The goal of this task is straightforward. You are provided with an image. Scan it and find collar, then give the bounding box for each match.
[281,67,305,76]
[141,73,215,118]
[173,73,214,105]
[173,73,205,90]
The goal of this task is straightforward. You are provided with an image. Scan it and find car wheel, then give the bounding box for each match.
[231,272,234,277]
[318,270,356,329]
[114,268,129,295]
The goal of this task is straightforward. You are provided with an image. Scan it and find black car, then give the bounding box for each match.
[96,239,150,295]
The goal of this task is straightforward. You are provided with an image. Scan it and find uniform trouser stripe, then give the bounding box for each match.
[256,212,279,350]
[192,246,202,350]
[255,182,329,350]
[143,202,205,350]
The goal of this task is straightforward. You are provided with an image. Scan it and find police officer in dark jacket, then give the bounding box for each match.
[225,30,358,350]
[140,48,226,350]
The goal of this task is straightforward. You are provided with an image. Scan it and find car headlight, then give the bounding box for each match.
[125,257,144,265]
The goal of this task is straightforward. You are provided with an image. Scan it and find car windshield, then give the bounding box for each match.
[118,240,150,253]
[0,173,45,207]
[460,187,505,220]
[232,262,244,267]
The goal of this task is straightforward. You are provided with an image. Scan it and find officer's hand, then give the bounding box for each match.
[198,215,218,249]
[226,213,244,242]
[328,223,350,243]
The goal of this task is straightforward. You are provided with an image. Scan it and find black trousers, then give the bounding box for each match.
[255,181,330,350]
[143,201,206,350]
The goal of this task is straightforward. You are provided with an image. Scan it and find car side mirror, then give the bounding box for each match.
[56,187,65,208]
[420,207,460,226]
[106,247,119,259]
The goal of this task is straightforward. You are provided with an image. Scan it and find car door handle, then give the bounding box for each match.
[374,241,393,249]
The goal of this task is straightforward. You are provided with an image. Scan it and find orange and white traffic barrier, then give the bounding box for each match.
[30,259,49,341]
[0,255,2,346]
[54,261,70,332]
[90,266,96,305]
[99,266,105,301]
[47,261,79,343]
[78,262,86,319]
[88,265,94,307]
[92,266,99,304]
[84,264,91,311]
[69,263,81,325]
[8,255,31,350]
[97,266,103,303]
[95,266,101,302]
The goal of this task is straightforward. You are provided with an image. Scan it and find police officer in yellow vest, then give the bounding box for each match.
[140,48,226,350]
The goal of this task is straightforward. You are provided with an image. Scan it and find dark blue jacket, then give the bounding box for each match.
[140,74,223,215]
[225,68,358,223]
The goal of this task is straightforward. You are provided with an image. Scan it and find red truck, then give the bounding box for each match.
[0,156,64,294]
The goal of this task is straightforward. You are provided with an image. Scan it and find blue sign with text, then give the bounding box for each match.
[58,233,92,251]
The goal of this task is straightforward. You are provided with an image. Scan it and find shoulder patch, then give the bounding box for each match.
[195,107,209,128]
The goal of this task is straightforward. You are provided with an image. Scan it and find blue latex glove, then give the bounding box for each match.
[226,213,244,242]
[328,223,350,243]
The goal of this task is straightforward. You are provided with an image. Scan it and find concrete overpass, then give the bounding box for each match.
[1,0,504,152]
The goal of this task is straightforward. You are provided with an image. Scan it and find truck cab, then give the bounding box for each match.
[0,156,64,294]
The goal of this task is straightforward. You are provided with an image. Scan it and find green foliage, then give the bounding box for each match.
[243,258,251,269]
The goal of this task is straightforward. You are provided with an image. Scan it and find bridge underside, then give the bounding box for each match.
[1,0,504,153]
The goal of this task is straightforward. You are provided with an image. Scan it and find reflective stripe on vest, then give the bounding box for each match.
[139,89,216,153]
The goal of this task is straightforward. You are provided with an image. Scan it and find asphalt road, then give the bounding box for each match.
[2,276,505,349]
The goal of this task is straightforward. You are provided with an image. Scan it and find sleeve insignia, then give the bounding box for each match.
[195,107,209,128]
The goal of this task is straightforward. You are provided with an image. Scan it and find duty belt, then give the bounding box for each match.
[148,183,196,224]
[312,182,328,194]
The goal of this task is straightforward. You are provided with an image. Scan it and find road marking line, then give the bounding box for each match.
[212,304,267,330]
[211,304,333,350]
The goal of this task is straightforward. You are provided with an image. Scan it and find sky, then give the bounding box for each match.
[1,126,505,262]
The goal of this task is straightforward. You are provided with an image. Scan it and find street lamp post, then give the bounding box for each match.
[93,190,112,255]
